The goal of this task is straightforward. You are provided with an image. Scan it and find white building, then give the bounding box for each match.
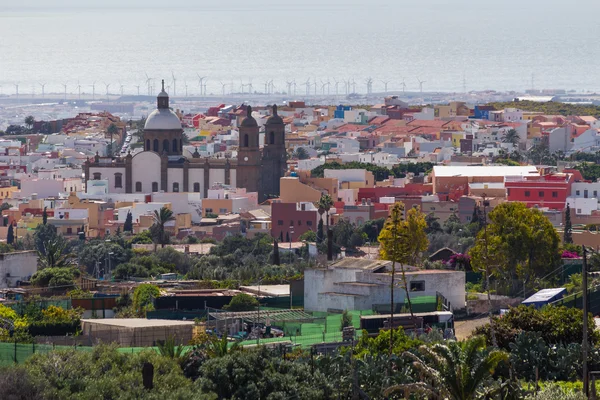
[304,258,465,313]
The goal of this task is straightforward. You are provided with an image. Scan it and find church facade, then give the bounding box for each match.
[84,81,286,202]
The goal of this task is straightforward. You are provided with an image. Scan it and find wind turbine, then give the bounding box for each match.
[39,82,46,98]
[14,83,19,101]
[77,81,82,99]
[247,79,253,94]
[203,78,208,96]
[365,77,373,95]
[352,79,357,94]
[292,79,297,96]
[381,80,390,93]
[417,78,425,93]
[171,71,177,96]
[333,79,340,96]
[269,80,275,94]
[184,81,189,98]
[401,78,406,93]
[286,80,293,96]
[220,81,227,96]
[264,80,270,95]
[304,78,311,96]
[313,77,317,96]
[62,82,68,100]
[91,81,96,100]
[144,72,152,95]
[104,82,111,100]
[119,83,124,97]
[196,74,206,96]
[134,84,141,96]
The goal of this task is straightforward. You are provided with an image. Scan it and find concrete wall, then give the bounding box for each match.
[0,251,37,288]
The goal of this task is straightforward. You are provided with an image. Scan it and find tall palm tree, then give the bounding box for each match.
[384,336,507,400]
[106,123,119,157]
[317,194,334,231]
[150,207,175,250]
[502,129,520,147]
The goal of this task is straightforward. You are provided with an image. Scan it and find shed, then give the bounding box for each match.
[81,318,194,346]
[521,288,566,308]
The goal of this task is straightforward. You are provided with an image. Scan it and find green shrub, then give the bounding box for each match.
[473,305,599,350]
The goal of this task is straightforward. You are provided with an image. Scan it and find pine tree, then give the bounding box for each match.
[564,203,573,244]
[42,207,48,225]
[124,211,133,233]
[6,224,14,245]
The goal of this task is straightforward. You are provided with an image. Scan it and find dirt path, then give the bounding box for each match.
[454,317,489,340]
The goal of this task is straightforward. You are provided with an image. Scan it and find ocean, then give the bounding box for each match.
[1,0,600,96]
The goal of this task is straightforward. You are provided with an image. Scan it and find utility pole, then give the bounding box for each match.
[583,245,589,398]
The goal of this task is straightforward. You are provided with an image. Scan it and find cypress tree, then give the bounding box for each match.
[272,239,280,265]
[124,211,133,233]
[564,203,573,244]
[6,224,14,245]
[317,218,324,244]
[42,207,48,225]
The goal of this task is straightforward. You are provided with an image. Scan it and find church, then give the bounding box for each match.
[84,80,287,202]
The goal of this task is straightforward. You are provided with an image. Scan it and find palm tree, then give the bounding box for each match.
[24,115,35,131]
[384,336,507,400]
[502,129,520,147]
[37,237,74,269]
[150,206,175,250]
[106,123,119,157]
[317,194,334,232]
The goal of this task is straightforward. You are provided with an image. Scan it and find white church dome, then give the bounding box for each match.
[144,108,182,130]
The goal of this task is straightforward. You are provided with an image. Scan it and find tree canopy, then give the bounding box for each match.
[469,202,560,285]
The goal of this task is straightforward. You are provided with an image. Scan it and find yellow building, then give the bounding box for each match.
[279,177,323,203]
[0,186,19,199]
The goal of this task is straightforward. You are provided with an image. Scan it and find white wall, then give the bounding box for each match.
[0,251,37,288]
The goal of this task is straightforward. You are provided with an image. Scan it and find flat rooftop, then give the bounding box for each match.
[81,318,195,328]
[240,285,290,297]
[433,165,538,178]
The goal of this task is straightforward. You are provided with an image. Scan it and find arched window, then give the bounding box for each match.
[93,172,101,180]
[243,134,249,147]
[172,139,178,153]
[135,182,142,192]
[114,173,122,188]
[152,182,158,192]
[145,139,150,151]
[163,139,169,153]
[270,131,275,144]
[153,139,159,152]
[173,182,179,192]
[193,182,200,193]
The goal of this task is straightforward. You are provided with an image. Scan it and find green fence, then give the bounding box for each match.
[8,299,72,315]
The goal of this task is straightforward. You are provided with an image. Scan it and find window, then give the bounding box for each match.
[576,190,581,196]
[506,188,511,196]
[552,191,558,198]
[205,208,213,214]
[114,173,122,188]
[307,221,313,227]
[163,139,170,153]
[135,182,142,192]
[146,139,150,151]
[172,139,178,153]
[595,191,598,198]
[577,209,582,214]
[539,191,544,198]
[298,220,302,226]
[585,190,589,198]
[270,131,275,144]
[93,172,101,180]
[243,134,249,147]
[410,281,425,292]
[153,139,159,152]
[66,228,72,235]
[219,208,228,213]
[152,182,158,192]
[173,182,179,192]
[278,220,283,226]
[193,182,200,193]
[525,191,530,197]
[289,220,294,226]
